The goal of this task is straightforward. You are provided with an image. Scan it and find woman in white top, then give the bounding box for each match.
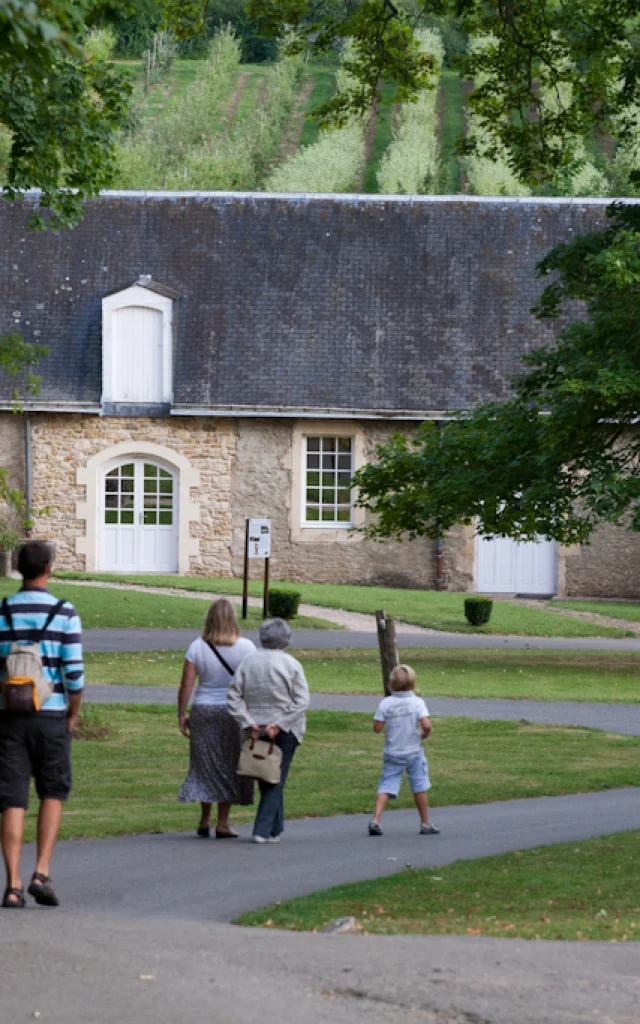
[178,599,255,838]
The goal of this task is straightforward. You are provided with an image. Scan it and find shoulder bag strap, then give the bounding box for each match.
[1,598,17,642]
[205,640,235,676]
[39,599,66,641]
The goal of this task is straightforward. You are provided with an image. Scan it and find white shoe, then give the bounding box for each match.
[252,835,267,844]
[267,836,281,843]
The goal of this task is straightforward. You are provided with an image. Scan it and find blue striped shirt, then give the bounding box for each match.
[0,588,84,711]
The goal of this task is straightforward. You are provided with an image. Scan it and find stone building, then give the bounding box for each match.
[0,191,638,597]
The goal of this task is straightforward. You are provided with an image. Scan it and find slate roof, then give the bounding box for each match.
[0,192,616,416]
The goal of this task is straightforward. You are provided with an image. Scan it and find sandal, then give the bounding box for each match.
[2,886,25,908]
[28,872,59,907]
[215,827,238,839]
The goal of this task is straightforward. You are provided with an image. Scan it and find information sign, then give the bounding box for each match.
[247,518,271,559]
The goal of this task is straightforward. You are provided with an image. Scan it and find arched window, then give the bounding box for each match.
[102,282,175,407]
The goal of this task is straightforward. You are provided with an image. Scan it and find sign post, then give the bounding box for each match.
[244,518,272,621]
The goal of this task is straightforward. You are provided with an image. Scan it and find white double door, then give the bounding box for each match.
[101,460,178,572]
[475,534,557,595]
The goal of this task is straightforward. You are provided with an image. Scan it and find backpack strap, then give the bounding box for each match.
[1,598,17,643]
[205,640,235,676]
[39,600,66,641]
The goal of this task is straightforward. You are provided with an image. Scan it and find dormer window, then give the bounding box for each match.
[102,278,178,412]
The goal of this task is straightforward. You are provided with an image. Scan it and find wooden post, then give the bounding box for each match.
[152,32,158,70]
[242,519,249,620]
[376,609,399,696]
[144,49,151,93]
[262,556,270,619]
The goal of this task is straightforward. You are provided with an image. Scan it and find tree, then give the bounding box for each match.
[247,1,640,184]
[354,203,640,545]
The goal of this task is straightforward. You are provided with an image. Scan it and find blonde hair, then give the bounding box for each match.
[202,598,239,647]
[389,664,416,691]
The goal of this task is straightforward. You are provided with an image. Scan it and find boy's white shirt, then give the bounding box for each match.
[374,690,430,760]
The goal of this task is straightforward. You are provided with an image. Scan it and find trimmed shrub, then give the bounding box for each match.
[464,597,493,626]
[268,590,301,620]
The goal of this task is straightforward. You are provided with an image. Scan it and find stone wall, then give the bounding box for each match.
[29,414,236,574]
[562,524,640,599]
[229,419,470,589]
[0,412,25,490]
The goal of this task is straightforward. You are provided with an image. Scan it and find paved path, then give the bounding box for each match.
[83,626,640,652]
[85,685,640,735]
[5,790,640,1023]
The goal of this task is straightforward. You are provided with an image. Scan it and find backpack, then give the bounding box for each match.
[1,597,66,712]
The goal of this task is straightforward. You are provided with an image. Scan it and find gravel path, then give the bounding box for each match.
[519,598,640,635]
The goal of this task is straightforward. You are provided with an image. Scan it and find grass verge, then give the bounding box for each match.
[236,831,640,941]
[298,67,337,148]
[439,71,464,193]
[23,708,640,841]
[85,647,640,703]
[554,600,640,623]
[52,573,631,637]
[0,579,334,631]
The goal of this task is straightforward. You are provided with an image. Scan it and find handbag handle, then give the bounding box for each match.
[249,737,274,755]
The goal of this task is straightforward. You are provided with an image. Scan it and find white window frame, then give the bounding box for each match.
[290,421,365,543]
[302,434,355,528]
[102,284,173,405]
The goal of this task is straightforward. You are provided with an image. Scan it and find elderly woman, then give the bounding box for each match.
[227,618,310,844]
[178,598,255,838]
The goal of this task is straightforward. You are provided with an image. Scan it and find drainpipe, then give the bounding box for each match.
[24,412,32,537]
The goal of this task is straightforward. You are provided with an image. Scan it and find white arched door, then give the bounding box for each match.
[475,534,557,595]
[101,460,178,572]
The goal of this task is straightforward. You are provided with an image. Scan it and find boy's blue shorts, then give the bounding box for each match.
[377,751,431,798]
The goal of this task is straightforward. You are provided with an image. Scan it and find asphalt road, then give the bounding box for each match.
[83,627,640,653]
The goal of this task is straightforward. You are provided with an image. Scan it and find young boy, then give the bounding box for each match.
[368,664,439,836]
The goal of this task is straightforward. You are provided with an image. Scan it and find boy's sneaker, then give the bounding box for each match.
[419,822,440,835]
[368,820,383,836]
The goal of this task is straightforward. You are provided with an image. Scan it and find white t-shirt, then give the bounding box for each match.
[374,690,430,760]
[186,637,256,706]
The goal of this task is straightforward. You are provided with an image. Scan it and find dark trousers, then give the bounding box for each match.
[253,730,299,839]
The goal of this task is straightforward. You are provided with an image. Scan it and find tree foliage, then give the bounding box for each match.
[248,0,640,184]
[354,204,640,544]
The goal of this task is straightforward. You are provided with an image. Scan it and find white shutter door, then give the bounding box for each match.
[476,535,516,593]
[515,539,556,595]
[113,306,163,402]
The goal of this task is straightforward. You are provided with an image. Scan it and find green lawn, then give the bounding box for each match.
[23,708,640,841]
[0,580,334,631]
[298,66,337,148]
[53,572,631,637]
[237,830,640,941]
[554,600,640,623]
[85,647,640,704]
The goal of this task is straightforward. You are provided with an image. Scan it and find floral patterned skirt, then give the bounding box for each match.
[178,704,254,805]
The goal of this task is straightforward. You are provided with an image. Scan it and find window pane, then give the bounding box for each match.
[305,507,320,521]
[121,494,134,509]
[306,488,319,503]
[105,495,118,509]
[338,437,352,453]
[338,454,352,470]
[144,495,157,508]
[144,479,157,493]
[104,510,117,524]
[321,472,334,487]
[121,478,134,492]
[106,467,118,479]
[159,511,173,526]
[337,508,352,522]
[121,463,134,476]
[322,489,335,504]
[159,496,173,508]
[306,437,320,452]
[306,454,320,470]
[306,471,319,487]
[144,464,158,478]
[322,454,335,469]
[105,478,118,492]
[120,511,134,525]
[322,437,336,452]
[338,471,352,486]
[337,488,351,503]
[144,511,157,525]
[159,478,173,494]
[159,469,171,479]
[321,508,336,521]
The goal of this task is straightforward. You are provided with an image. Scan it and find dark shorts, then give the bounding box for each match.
[0,712,71,811]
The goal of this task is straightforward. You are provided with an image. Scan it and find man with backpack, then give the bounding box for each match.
[0,541,84,908]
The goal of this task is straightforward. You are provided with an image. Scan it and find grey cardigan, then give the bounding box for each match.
[227,649,310,743]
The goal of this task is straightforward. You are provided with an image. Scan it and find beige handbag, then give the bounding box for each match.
[237,737,282,785]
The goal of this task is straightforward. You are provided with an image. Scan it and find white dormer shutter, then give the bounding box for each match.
[102,284,173,405]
